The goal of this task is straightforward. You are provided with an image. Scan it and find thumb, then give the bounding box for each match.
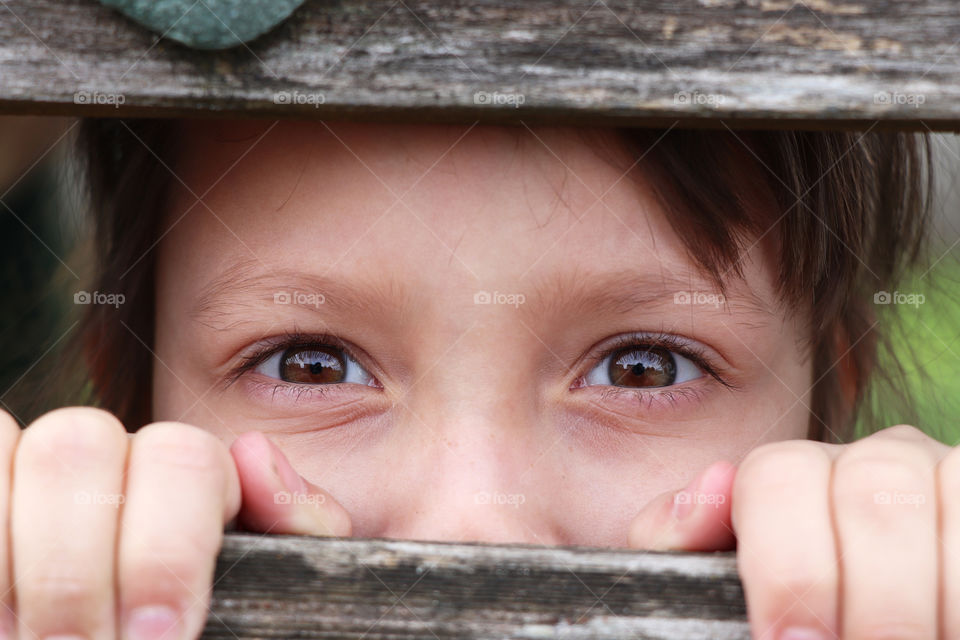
[229,430,352,537]
[626,460,736,551]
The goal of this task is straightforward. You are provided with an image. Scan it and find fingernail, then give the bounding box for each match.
[268,438,306,495]
[125,605,180,640]
[779,627,828,640]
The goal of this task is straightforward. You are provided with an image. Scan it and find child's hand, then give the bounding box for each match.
[628,425,958,639]
[0,407,350,640]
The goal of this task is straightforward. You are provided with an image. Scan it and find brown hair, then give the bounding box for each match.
[58,118,931,440]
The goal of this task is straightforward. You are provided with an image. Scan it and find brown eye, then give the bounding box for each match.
[279,346,346,384]
[607,347,677,388]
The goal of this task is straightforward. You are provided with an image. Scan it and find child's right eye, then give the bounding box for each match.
[254,345,377,387]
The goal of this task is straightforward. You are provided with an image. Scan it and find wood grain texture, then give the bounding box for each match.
[204,532,747,639]
[1,0,959,129]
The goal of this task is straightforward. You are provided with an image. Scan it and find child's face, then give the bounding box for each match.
[152,121,813,546]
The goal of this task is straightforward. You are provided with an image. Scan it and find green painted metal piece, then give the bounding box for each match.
[98,0,307,50]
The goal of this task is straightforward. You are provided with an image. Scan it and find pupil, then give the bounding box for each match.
[280,346,346,384]
[608,347,676,388]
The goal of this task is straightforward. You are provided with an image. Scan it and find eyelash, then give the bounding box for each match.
[226,331,375,400]
[579,331,733,390]
[226,330,734,401]
[570,332,737,419]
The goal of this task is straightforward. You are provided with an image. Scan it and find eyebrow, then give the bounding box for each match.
[191,258,411,329]
[522,270,772,320]
[191,258,772,330]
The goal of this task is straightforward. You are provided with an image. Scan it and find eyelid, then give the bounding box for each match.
[226,331,379,387]
[577,331,733,390]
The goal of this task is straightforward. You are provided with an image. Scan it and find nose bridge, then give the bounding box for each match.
[381,398,550,545]
[374,306,560,545]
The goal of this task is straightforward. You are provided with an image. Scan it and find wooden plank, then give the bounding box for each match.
[2,0,960,130]
[204,532,747,639]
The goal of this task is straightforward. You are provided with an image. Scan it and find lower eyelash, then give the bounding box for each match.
[596,384,707,410]
[252,380,337,402]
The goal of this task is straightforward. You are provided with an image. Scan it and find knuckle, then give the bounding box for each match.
[833,442,933,522]
[737,548,837,633]
[737,440,829,487]
[835,439,932,487]
[131,514,222,562]
[19,570,104,615]
[758,581,830,624]
[121,537,218,605]
[19,407,127,468]
[872,423,928,442]
[126,546,210,590]
[741,554,834,604]
[134,422,226,475]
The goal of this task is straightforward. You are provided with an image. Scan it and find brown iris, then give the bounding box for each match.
[608,346,676,388]
[279,346,346,384]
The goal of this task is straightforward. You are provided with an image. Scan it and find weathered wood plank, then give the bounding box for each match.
[2,0,960,129]
[204,532,746,639]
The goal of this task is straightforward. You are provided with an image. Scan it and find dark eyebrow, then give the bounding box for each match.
[191,258,771,331]
[191,258,409,328]
[522,270,771,319]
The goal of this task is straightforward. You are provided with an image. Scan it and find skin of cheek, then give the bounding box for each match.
[545,324,812,546]
[152,120,815,547]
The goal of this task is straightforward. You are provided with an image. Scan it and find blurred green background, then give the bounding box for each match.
[852,266,960,445]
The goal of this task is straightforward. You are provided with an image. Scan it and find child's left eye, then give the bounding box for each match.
[254,345,376,386]
[583,345,703,388]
